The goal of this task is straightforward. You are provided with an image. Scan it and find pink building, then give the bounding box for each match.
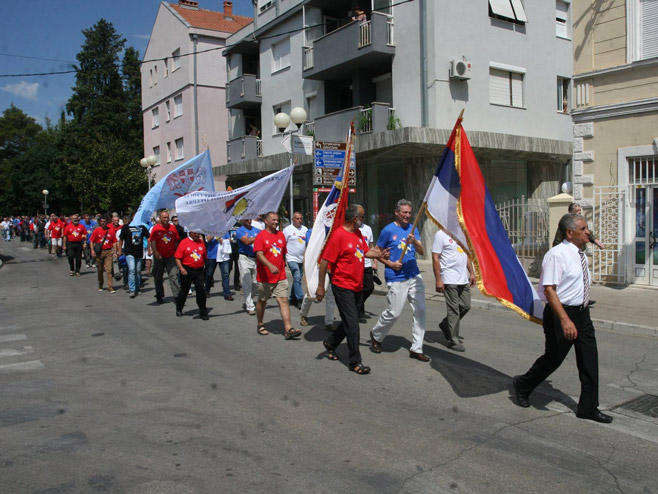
[141,0,252,188]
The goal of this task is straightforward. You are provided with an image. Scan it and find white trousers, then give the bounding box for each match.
[371,275,426,353]
[238,254,257,311]
[300,286,335,326]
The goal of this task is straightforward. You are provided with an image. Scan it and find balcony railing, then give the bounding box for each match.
[256,138,263,158]
[314,102,392,142]
[358,21,371,48]
[304,121,315,137]
[256,79,262,97]
[359,108,372,133]
[303,46,314,70]
[226,74,262,109]
[227,135,261,163]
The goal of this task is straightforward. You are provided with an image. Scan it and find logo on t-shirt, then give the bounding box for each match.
[162,235,171,244]
[355,246,364,261]
[270,244,282,257]
[72,230,80,238]
[190,251,201,262]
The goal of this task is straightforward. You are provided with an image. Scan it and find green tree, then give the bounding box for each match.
[121,46,143,152]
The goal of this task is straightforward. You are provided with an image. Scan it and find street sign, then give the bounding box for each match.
[280,134,313,155]
[314,140,356,186]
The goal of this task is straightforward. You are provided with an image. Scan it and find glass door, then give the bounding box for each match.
[632,186,658,285]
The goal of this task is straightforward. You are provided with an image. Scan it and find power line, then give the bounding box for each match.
[0,70,76,78]
[0,53,76,64]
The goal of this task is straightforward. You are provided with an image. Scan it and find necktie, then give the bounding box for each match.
[579,250,590,307]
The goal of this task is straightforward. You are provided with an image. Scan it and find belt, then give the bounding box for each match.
[562,304,588,311]
[184,266,204,271]
[241,254,256,259]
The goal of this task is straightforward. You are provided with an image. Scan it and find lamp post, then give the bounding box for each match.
[274,107,307,224]
[140,154,158,189]
[42,189,49,216]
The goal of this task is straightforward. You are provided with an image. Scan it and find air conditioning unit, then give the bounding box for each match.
[450,59,472,80]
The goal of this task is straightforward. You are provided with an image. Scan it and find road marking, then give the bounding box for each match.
[0,334,27,343]
[0,346,34,358]
[0,360,44,373]
[19,247,31,251]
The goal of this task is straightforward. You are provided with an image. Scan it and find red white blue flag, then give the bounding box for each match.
[425,115,544,323]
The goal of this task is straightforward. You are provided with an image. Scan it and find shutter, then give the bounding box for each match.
[490,68,510,105]
[556,1,569,38]
[489,0,516,21]
[510,0,527,22]
[642,0,658,59]
[511,72,524,107]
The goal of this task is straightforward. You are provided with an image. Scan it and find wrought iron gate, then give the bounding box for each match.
[592,185,625,284]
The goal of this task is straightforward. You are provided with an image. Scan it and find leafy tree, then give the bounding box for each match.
[122,46,143,152]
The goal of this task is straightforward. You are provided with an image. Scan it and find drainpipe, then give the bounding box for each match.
[193,33,200,154]
[419,0,428,127]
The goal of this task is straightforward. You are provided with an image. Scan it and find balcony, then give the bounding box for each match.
[226,74,262,109]
[313,102,394,142]
[226,136,263,163]
[303,12,395,80]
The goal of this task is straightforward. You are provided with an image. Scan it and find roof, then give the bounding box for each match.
[169,3,252,33]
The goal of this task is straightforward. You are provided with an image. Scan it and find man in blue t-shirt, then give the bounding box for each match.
[80,213,98,268]
[236,219,261,315]
[370,199,429,362]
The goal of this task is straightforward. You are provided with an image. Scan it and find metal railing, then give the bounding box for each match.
[495,196,549,276]
[256,139,263,158]
[359,108,372,133]
[226,82,230,103]
[359,21,372,48]
[592,185,625,284]
[304,121,315,137]
[256,79,262,97]
[387,16,394,45]
[303,46,314,70]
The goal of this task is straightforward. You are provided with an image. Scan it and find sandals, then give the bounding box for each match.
[257,324,269,335]
[284,328,302,340]
[350,363,371,375]
[323,340,339,360]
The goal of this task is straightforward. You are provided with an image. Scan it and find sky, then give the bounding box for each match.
[0,0,254,126]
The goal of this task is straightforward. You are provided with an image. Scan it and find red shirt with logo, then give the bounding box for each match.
[150,224,180,258]
[321,226,369,291]
[48,220,65,239]
[175,237,206,268]
[89,227,116,250]
[254,229,287,283]
[64,223,87,243]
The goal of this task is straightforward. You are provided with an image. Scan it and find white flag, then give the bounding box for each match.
[175,166,294,237]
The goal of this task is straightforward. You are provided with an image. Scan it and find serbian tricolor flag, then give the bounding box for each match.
[425,113,544,323]
[304,124,354,298]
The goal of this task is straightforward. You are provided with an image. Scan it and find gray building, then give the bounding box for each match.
[221,0,573,248]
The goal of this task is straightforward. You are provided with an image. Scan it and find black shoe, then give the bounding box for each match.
[176,309,183,317]
[576,409,613,423]
[370,331,382,353]
[200,313,209,321]
[156,296,164,304]
[358,313,367,323]
[512,376,530,408]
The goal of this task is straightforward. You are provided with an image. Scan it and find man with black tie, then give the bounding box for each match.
[512,213,612,423]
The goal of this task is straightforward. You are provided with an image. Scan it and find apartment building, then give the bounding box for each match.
[571,0,658,286]
[142,0,252,186]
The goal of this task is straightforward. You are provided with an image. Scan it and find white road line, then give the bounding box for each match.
[0,346,34,358]
[19,247,31,251]
[0,334,27,343]
[0,360,44,373]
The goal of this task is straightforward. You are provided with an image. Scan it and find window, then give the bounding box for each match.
[629,0,658,61]
[271,38,291,73]
[153,146,160,165]
[556,1,569,38]
[153,65,158,85]
[258,0,273,13]
[557,77,570,113]
[172,48,181,71]
[165,101,171,122]
[149,69,153,88]
[489,0,527,24]
[164,57,169,78]
[273,101,291,134]
[489,64,525,108]
[152,107,159,128]
[175,138,184,161]
[166,142,172,163]
[174,95,183,118]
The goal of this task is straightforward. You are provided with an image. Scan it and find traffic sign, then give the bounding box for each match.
[314,140,356,186]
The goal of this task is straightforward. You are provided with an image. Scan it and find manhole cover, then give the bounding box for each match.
[616,394,658,418]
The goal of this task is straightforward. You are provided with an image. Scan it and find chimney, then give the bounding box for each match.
[224,1,233,16]
[178,0,199,8]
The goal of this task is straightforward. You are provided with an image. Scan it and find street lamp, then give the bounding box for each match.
[140,154,158,189]
[274,107,307,224]
[42,189,49,216]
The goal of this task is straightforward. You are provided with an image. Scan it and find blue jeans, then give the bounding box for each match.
[126,255,142,294]
[219,260,231,296]
[288,261,304,303]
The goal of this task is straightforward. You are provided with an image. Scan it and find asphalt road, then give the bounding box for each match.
[1,241,658,494]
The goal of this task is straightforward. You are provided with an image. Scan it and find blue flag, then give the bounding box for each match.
[131,150,214,227]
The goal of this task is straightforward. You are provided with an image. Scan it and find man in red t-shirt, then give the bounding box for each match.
[90,216,117,293]
[174,230,208,320]
[149,211,181,303]
[317,204,389,374]
[63,214,87,276]
[254,211,301,339]
[47,213,65,257]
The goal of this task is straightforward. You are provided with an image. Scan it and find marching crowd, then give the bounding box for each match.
[2,198,613,422]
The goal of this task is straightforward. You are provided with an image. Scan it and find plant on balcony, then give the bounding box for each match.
[305,129,315,138]
[387,113,402,130]
[357,105,372,132]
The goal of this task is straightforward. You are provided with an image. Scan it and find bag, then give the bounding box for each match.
[93,243,103,255]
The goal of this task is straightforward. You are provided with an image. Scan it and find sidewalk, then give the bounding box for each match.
[374,260,658,338]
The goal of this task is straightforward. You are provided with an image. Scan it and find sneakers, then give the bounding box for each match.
[69,271,74,276]
[109,289,116,294]
[176,309,183,317]
[247,309,256,316]
[98,288,103,292]
[300,316,309,326]
[75,272,80,277]
[129,292,136,299]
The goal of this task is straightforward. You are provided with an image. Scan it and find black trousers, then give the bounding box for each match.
[517,304,599,415]
[176,267,207,315]
[356,266,374,316]
[326,283,362,366]
[67,242,83,273]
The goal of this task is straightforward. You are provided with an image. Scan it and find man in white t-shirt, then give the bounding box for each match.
[282,211,308,309]
[431,229,475,352]
[356,222,377,322]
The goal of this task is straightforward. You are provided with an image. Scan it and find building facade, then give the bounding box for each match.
[142,0,252,187]
[571,0,658,285]
[221,0,574,254]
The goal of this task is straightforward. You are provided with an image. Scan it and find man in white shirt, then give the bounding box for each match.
[282,211,307,309]
[431,230,475,352]
[512,213,612,424]
[356,222,377,322]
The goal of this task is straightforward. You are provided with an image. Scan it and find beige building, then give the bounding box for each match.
[571,0,658,285]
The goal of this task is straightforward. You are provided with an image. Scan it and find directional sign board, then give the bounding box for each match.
[314,140,356,186]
